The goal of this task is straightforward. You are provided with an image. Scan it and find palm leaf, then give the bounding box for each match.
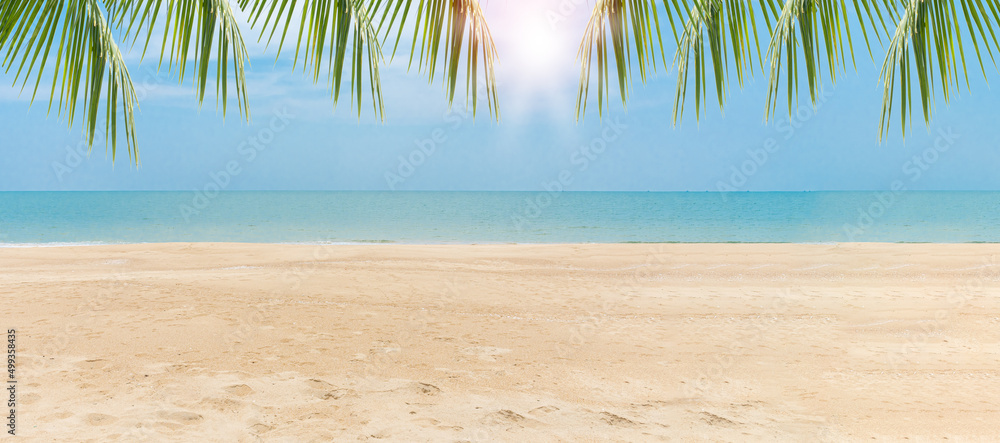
[879,0,1000,140]
[106,0,252,119]
[578,0,1000,139]
[374,0,499,118]
[239,0,500,119]
[238,0,387,119]
[764,0,898,121]
[1,0,139,162]
[578,0,777,123]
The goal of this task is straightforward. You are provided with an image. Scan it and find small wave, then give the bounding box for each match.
[279,240,397,246]
[0,242,110,248]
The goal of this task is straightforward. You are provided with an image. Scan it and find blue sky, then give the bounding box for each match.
[2,2,999,192]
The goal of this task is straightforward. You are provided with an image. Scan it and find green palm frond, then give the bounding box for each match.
[577,0,672,118]
[578,0,1000,139]
[3,0,500,165]
[238,0,385,119]
[376,0,499,118]
[1,0,139,162]
[577,0,776,123]
[107,0,251,119]
[673,0,776,123]
[237,0,500,120]
[879,0,1000,140]
[764,0,898,121]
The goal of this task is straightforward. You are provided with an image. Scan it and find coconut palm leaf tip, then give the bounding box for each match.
[236,0,500,120]
[1,0,255,164]
[372,0,500,118]
[1,0,500,164]
[106,0,253,120]
[1,0,139,163]
[237,0,386,119]
[578,0,1000,140]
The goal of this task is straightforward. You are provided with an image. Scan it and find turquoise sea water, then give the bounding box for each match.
[1,191,999,245]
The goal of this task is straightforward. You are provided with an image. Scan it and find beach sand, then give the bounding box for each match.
[2,243,999,441]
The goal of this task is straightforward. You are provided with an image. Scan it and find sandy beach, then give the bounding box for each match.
[2,243,999,441]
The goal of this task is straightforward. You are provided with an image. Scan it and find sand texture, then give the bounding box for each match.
[2,243,1000,441]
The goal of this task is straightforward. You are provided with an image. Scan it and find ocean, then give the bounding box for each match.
[1,191,998,245]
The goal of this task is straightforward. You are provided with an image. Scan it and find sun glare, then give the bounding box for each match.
[508,21,564,82]
[489,3,578,89]
[483,1,588,119]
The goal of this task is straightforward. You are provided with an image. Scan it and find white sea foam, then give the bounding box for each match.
[0,242,110,248]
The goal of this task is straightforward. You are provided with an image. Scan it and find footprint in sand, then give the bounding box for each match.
[84,413,118,426]
[305,378,335,390]
[599,412,637,427]
[528,405,560,415]
[394,382,441,396]
[224,383,255,397]
[156,411,204,425]
[482,409,529,426]
[412,417,463,432]
[41,412,73,421]
[75,358,111,371]
[321,390,352,400]
[460,346,512,362]
[249,423,273,434]
[305,378,354,399]
[699,411,737,427]
[198,397,244,412]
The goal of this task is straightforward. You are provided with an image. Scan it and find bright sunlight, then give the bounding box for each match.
[488,1,580,89]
